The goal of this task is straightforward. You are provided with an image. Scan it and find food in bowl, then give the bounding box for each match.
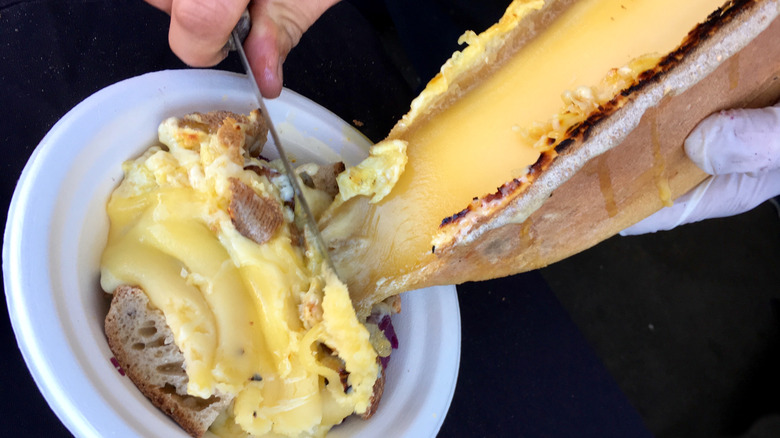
[100,110,402,437]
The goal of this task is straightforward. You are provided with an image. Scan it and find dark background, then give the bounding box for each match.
[2,1,779,437]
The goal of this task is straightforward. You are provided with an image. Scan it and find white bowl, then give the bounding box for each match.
[3,70,461,438]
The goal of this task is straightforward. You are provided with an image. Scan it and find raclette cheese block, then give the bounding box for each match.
[320,0,780,317]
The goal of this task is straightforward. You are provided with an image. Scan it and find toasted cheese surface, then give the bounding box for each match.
[322,0,726,313]
[100,112,378,437]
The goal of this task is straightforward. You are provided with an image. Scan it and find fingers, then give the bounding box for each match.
[244,0,340,98]
[685,102,780,175]
[146,0,339,97]
[244,9,286,98]
[620,170,780,235]
[168,0,250,67]
[686,171,780,222]
[145,0,173,13]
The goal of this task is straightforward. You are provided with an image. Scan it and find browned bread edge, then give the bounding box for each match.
[105,285,233,438]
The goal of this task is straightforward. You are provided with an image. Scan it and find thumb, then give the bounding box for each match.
[620,170,780,236]
[245,0,340,98]
[685,102,780,175]
[167,0,250,67]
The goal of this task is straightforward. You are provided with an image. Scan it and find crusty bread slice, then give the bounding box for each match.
[105,283,388,435]
[105,285,234,438]
[361,361,386,420]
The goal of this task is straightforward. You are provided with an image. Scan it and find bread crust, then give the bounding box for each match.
[361,360,386,420]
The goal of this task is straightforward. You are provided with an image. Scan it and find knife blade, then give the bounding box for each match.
[229,12,339,274]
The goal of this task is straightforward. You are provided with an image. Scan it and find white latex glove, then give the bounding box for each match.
[620,102,780,236]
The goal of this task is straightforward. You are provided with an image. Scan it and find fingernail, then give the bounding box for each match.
[262,65,276,89]
[261,57,284,97]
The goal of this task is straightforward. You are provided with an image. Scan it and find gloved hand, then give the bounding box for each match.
[145,0,340,98]
[620,101,780,236]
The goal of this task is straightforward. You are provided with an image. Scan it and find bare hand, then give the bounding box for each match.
[146,0,339,98]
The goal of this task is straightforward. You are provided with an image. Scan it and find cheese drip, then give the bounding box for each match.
[321,0,726,313]
[100,114,378,437]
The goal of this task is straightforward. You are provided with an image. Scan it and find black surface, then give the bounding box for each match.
[441,272,651,437]
[543,203,780,438]
[0,1,724,437]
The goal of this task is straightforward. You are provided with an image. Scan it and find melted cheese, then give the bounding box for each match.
[100,116,378,437]
[337,139,408,203]
[322,0,726,306]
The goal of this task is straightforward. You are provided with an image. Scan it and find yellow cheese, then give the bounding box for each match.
[323,0,726,305]
[337,139,408,204]
[100,114,379,437]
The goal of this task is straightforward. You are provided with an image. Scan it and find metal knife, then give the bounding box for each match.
[229,12,339,273]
